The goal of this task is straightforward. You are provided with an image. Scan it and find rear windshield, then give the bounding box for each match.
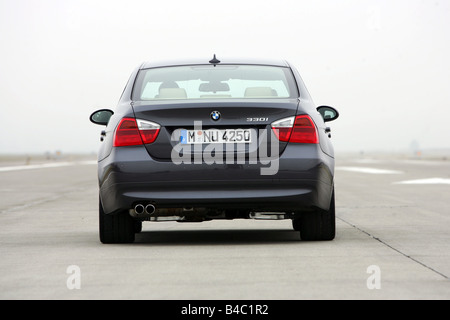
[132,65,298,101]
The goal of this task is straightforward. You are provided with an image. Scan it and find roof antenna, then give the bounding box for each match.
[209,54,220,66]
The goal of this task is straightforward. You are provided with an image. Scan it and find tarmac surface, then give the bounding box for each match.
[0,153,449,300]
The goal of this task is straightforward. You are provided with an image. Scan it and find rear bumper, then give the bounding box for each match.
[98,144,334,215]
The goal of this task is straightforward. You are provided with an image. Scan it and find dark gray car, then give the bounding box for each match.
[90,56,339,243]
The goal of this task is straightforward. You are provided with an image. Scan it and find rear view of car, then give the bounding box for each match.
[90,56,339,243]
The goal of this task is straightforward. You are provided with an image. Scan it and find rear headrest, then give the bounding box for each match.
[199,82,230,92]
[158,88,187,99]
[244,87,277,97]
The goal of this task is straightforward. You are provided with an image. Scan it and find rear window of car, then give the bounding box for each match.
[132,65,298,101]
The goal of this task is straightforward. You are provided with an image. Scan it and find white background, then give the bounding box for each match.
[1,0,449,155]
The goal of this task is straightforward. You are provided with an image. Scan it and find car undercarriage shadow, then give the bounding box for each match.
[134,228,301,245]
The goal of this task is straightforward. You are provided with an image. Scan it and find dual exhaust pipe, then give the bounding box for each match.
[130,204,200,219]
[132,204,156,217]
[135,204,156,215]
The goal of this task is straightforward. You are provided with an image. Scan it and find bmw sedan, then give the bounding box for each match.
[90,56,339,243]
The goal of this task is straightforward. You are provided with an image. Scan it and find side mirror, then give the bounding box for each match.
[90,109,114,126]
[317,106,339,122]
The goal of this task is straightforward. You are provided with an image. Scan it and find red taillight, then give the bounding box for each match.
[113,118,142,147]
[290,115,319,144]
[271,115,318,144]
[273,127,292,142]
[113,118,160,147]
[271,117,294,142]
[139,128,160,144]
[136,119,160,144]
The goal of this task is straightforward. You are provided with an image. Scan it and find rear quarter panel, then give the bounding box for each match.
[290,64,335,159]
[97,66,141,162]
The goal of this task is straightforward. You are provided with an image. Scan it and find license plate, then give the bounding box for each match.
[180,129,252,144]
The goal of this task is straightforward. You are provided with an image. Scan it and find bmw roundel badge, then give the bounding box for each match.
[211,111,221,121]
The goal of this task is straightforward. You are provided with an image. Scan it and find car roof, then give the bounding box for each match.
[140,56,291,69]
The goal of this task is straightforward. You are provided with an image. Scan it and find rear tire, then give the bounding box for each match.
[134,220,143,233]
[292,218,301,231]
[99,198,135,244]
[300,190,336,241]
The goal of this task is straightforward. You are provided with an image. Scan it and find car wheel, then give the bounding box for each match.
[99,198,135,244]
[292,218,301,231]
[300,189,336,241]
[134,221,143,233]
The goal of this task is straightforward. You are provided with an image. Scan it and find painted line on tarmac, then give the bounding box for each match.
[394,178,450,185]
[0,185,94,215]
[0,160,97,172]
[336,166,403,175]
[337,216,449,280]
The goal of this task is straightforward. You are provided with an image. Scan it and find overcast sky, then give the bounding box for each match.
[0,0,449,155]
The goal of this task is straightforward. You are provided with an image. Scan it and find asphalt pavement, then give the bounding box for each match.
[0,153,449,300]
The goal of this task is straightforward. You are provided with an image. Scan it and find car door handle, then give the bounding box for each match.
[100,130,106,141]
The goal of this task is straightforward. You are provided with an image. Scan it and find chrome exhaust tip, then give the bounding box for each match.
[134,204,145,215]
[145,204,156,215]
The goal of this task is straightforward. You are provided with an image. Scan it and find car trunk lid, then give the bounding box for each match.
[131,99,299,161]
